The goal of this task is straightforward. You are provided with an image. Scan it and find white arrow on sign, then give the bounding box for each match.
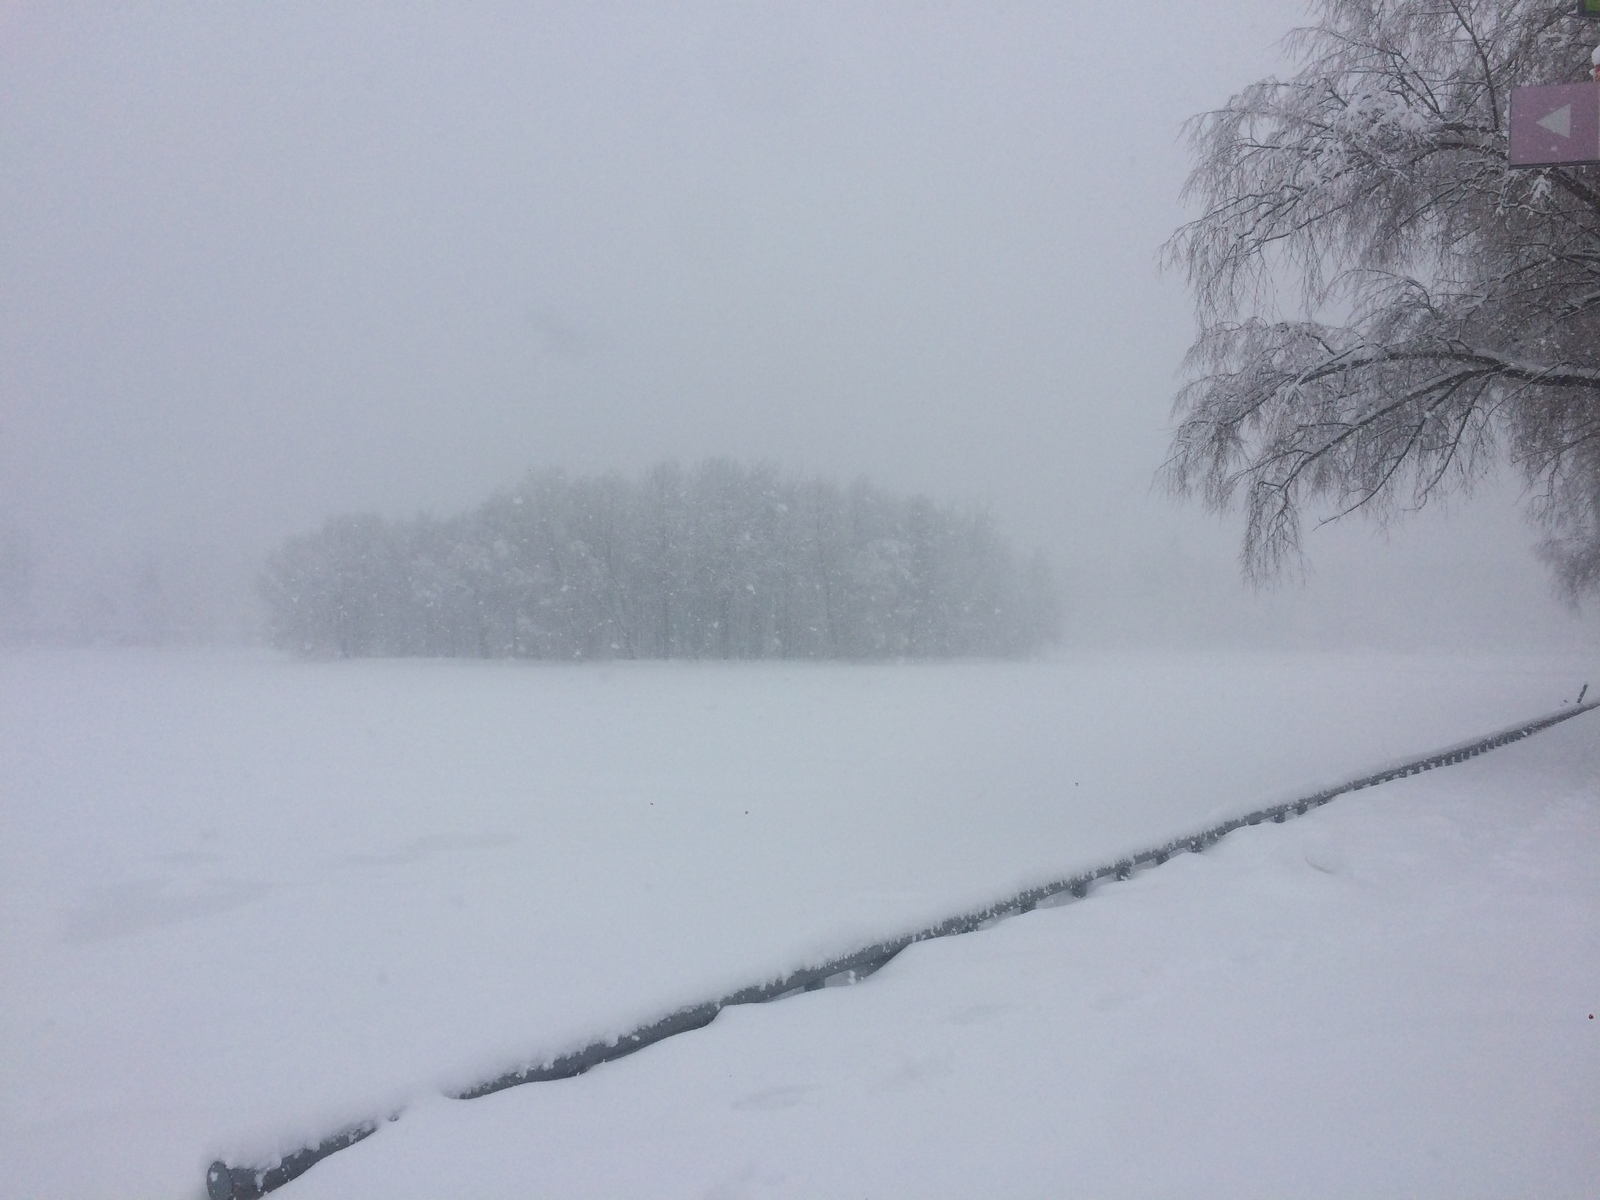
[1509,82,1600,167]
[1537,104,1573,138]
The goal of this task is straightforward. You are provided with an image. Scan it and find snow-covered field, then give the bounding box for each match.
[1,649,1595,1198]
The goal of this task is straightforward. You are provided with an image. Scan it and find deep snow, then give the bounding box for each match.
[0,649,1593,1198]
[292,712,1600,1200]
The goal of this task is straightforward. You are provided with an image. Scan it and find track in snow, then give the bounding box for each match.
[206,700,1599,1200]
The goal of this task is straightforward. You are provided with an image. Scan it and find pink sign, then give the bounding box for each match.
[1509,82,1600,167]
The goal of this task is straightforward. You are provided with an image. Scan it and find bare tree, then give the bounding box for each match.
[1164,0,1600,598]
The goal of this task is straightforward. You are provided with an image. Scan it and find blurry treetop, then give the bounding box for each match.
[259,461,1060,661]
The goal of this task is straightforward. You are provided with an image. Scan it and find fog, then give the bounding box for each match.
[2,1,1593,651]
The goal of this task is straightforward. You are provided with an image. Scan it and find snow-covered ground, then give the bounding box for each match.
[296,711,1600,1200]
[1,649,1594,1198]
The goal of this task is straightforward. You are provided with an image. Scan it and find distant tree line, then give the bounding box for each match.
[259,461,1060,660]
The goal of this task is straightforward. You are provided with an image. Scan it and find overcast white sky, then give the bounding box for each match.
[2,1,1595,650]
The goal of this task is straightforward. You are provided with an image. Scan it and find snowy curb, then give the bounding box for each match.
[206,699,1598,1199]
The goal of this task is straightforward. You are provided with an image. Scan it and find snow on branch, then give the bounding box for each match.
[1164,0,1600,594]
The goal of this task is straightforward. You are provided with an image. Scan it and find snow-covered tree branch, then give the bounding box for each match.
[1163,0,1600,598]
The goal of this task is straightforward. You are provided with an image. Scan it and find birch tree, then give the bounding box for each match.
[1164,0,1600,598]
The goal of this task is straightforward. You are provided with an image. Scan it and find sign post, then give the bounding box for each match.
[1508,81,1600,166]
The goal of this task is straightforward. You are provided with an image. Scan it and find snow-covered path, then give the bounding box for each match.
[0,649,1593,1198]
[294,711,1600,1200]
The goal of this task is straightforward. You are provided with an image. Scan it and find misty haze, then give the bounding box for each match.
[2,3,1596,1198]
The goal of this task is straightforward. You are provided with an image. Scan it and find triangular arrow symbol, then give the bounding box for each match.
[1537,104,1573,138]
